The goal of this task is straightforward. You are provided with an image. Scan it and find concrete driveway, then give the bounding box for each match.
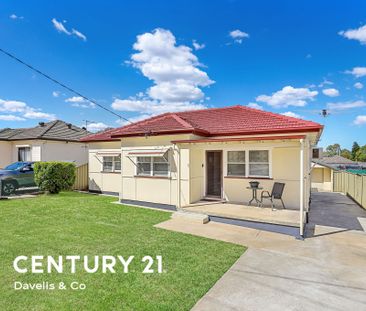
[156,192,366,310]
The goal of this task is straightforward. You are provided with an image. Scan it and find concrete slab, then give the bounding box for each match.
[155,214,366,310]
[183,202,299,227]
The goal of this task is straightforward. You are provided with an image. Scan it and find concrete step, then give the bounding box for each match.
[172,211,210,224]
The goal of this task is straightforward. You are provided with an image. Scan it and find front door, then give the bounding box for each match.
[206,151,222,197]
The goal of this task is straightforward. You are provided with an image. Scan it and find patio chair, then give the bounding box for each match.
[260,182,286,210]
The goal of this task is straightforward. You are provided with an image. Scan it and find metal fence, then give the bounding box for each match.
[73,163,89,191]
[333,171,366,209]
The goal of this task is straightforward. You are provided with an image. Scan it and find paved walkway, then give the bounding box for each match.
[155,193,366,310]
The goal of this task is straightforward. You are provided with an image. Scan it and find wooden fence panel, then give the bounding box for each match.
[73,163,89,191]
[333,170,365,209]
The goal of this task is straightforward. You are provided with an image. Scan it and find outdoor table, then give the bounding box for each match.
[246,186,263,206]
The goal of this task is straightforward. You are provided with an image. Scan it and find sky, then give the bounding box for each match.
[0,0,366,149]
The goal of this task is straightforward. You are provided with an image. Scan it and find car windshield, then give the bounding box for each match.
[4,162,26,170]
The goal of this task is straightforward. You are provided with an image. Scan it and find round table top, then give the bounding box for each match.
[246,186,263,190]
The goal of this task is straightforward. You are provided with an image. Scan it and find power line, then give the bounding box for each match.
[0,47,150,133]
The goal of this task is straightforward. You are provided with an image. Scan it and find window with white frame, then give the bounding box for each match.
[102,155,121,172]
[18,147,31,161]
[227,151,246,176]
[137,156,169,176]
[226,150,270,178]
[249,150,269,177]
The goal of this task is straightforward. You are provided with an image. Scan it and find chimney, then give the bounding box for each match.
[39,122,45,127]
[67,123,72,129]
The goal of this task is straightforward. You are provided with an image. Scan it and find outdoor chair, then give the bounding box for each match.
[260,182,286,210]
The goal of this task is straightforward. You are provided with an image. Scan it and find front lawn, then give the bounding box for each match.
[0,192,245,310]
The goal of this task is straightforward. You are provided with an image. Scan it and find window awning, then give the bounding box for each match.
[97,152,121,157]
[127,148,170,161]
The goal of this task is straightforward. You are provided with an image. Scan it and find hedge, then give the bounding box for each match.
[34,162,76,194]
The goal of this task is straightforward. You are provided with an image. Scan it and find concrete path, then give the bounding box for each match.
[155,196,366,310]
[309,192,366,231]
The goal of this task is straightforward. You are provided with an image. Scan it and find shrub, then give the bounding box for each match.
[34,162,76,194]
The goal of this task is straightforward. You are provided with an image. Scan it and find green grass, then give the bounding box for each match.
[0,192,245,310]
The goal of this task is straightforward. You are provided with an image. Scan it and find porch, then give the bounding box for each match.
[182,201,300,227]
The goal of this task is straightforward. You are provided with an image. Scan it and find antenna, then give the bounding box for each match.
[83,120,95,130]
[320,109,330,118]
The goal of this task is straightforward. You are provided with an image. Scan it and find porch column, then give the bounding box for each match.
[119,147,123,202]
[175,144,181,209]
[299,139,304,237]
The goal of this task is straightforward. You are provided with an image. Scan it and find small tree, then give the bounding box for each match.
[351,142,360,161]
[340,149,352,160]
[34,162,76,194]
[325,143,341,156]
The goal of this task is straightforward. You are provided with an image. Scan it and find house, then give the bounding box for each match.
[0,120,90,168]
[311,155,365,192]
[81,105,323,235]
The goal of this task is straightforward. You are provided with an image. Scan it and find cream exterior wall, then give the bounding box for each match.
[120,134,194,206]
[311,166,333,192]
[7,140,88,166]
[0,141,12,168]
[186,140,305,209]
[88,132,316,211]
[88,141,121,194]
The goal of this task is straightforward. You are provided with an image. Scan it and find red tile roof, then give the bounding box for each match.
[81,105,323,142]
[80,127,120,142]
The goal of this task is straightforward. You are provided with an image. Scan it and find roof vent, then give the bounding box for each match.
[67,123,72,129]
[39,122,45,127]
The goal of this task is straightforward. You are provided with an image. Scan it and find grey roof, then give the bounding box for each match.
[0,120,90,142]
[319,155,356,165]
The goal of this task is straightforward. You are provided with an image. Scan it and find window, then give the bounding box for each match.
[18,147,31,161]
[249,150,269,177]
[227,151,245,176]
[102,155,121,172]
[137,156,169,176]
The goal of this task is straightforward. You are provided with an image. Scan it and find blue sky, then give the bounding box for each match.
[1,1,366,149]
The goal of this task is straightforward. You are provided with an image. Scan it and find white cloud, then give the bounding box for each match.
[339,24,366,45]
[318,79,333,88]
[354,82,364,89]
[0,115,25,121]
[353,115,366,125]
[71,29,87,41]
[345,67,366,78]
[229,29,249,44]
[86,122,110,132]
[52,91,60,97]
[23,110,56,120]
[112,28,213,116]
[51,18,87,41]
[256,86,318,108]
[281,111,303,119]
[52,18,70,35]
[0,99,27,112]
[322,88,340,97]
[0,98,56,121]
[327,100,366,111]
[65,96,95,108]
[192,40,205,50]
[9,14,23,20]
[247,103,263,110]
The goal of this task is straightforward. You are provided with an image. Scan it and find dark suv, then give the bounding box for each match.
[0,162,36,196]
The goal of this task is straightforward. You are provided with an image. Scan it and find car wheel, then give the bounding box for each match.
[1,181,17,196]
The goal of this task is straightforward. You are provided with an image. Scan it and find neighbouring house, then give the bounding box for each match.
[311,162,334,192]
[81,105,323,235]
[0,120,90,168]
[310,155,366,192]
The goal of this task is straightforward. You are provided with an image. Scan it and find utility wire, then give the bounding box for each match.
[0,47,150,133]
